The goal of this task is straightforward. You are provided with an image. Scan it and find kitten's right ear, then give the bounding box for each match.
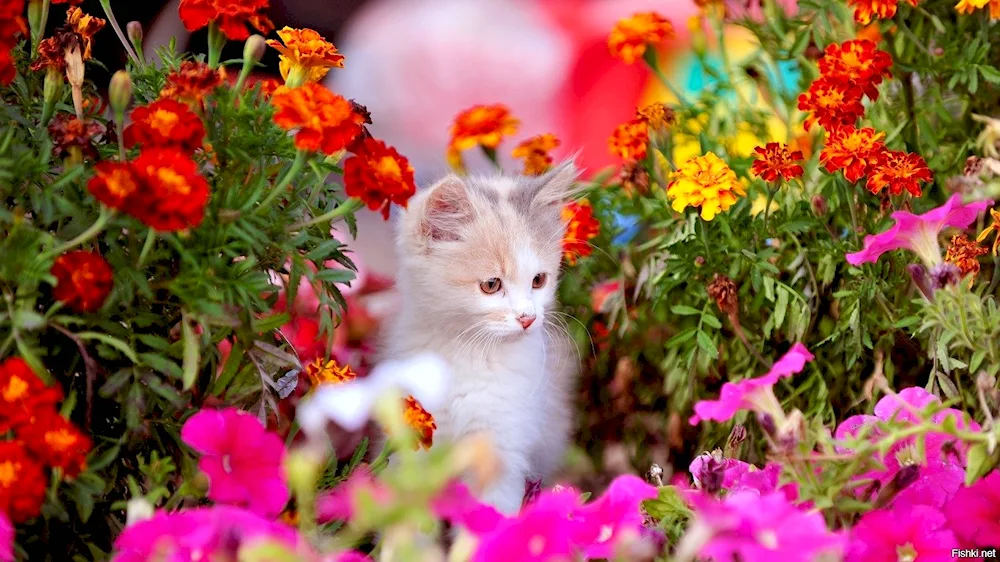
[420,175,474,242]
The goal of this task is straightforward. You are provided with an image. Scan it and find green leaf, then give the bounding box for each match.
[181,315,200,390]
[701,313,722,330]
[696,330,718,358]
[642,485,692,521]
[774,288,789,329]
[979,65,1000,85]
[965,443,997,486]
[970,350,987,374]
[671,305,701,316]
[666,328,698,348]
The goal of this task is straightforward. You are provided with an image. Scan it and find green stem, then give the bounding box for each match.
[254,151,308,215]
[698,217,712,260]
[643,49,692,108]
[115,109,126,162]
[840,180,860,242]
[288,198,364,232]
[98,0,140,65]
[763,184,779,236]
[50,206,113,255]
[136,228,156,268]
[206,22,225,69]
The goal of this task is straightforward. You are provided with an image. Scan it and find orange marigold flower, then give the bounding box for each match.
[0,441,47,523]
[865,150,933,197]
[344,137,417,220]
[18,410,92,477]
[512,133,561,176]
[65,6,106,60]
[562,200,600,264]
[271,82,365,155]
[819,126,886,183]
[178,0,274,41]
[267,27,345,86]
[945,234,989,287]
[123,98,206,154]
[51,250,115,313]
[448,104,520,155]
[160,61,225,106]
[818,39,892,101]
[976,208,1000,256]
[255,76,282,98]
[0,358,63,422]
[48,114,107,161]
[609,119,650,162]
[797,77,866,131]
[848,0,914,24]
[751,142,804,183]
[636,102,675,131]
[304,358,358,387]
[608,12,675,64]
[403,396,436,450]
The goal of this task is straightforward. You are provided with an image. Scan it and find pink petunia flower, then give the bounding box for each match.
[570,475,659,559]
[111,505,301,562]
[846,194,992,267]
[316,467,395,523]
[326,552,374,562]
[834,387,979,510]
[687,490,845,562]
[180,408,290,518]
[945,469,1000,548]
[689,454,785,498]
[689,343,814,425]
[470,487,583,562]
[0,512,12,562]
[847,505,958,562]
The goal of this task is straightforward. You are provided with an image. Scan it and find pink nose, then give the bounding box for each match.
[518,314,536,329]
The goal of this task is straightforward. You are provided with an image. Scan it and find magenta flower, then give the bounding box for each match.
[570,475,659,559]
[835,387,979,509]
[111,505,300,562]
[431,480,506,535]
[846,194,991,267]
[847,505,958,562]
[688,490,845,562]
[180,408,290,518]
[689,343,814,425]
[470,487,582,562]
[316,467,392,523]
[689,454,784,497]
[945,469,1000,547]
[0,512,12,562]
[326,552,374,562]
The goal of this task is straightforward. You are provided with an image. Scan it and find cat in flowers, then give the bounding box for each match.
[380,161,581,514]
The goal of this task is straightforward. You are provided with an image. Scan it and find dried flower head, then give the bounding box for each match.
[403,396,436,450]
[47,114,106,161]
[65,7,106,60]
[865,150,933,197]
[636,103,675,131]
[271,82,365,155]
[562,200,600,264]
[820,126,886,183]
[608,12,675,64]
[750,142,804,183]
[707,274,739,316]
[343,137,417,220]
[51,250,114,313]
[667,152,745,221]
[304,358,357,387]
[178,0,274,40]
[619,162,651,196]
[609,119,650,162]
[267,27,345,86]
[160,61,225,106]
[945,234,989,286]
[123,98,206,154]
[511,133,561,176]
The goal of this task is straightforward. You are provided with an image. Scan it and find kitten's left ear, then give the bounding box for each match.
[531,157,583,207]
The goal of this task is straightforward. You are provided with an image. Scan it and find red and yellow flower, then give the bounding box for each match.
[0,0,27,85]
[562,200,600,264]
[17,410,92,478]
[751,143,805,183]
[848,0,915,24]
[403,396,436,450]
[88,160,141,210]
[667,152,746,221]
[0,441,47,523]
[123,98,206,154]
[608,12,675,64]
[343,137,417,220]
[160,61,226,107]
[797,77,865,131]
[51,251,115,313]
[956,0,1000,17]
[819,126,886,183]
[637,103,675,131]
[945,234,989,287]
[304,358,358,386]
[267,27,345,86]
[512,133,561,176]
[271,82,365,155]
[0,358,63,421]
[976,208,1000,255]
[865,150,933,197]
[608,119,650,162]
[178,0,274,40]
[818,39,893,101]
[447,104,520,165]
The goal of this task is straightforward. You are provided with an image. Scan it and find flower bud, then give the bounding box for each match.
[908,264,934,301]
[243,34,267,66]
[27,0,45,43]
[811,194,828,217]
[691,450,726,495]
[41,66,65,125]
[127,21,144,47]
[109,70,133,116]
[724,424,747,458]
[929,262,961,290]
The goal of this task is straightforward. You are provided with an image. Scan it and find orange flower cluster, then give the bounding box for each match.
[51,251,114,313]
[124,99,206,154]
[160,61,225,107]
[751,143,804,183]
[609,119,650,162]
[865,150,934,196]
[512,134,561,176]
[88,149,210,232]
[0,0,26,85]
[178,0,274,40]
[447,104,520,167]
[945,234,989,286]
[607,12,675,64]
[343,137,417,220]
[304,358,357,386]
[848,0,917,24]
[819,126,886,184]
[562,200,600,264]
[48,113,107,161]
[268,27,345,86]
[0,357,91,523]
[271,82,365,155]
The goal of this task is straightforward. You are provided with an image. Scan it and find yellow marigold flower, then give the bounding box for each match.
[267,27,345,87]
[304,358,357,386]
[608,12,675,64]
[449,104,520,154]
[955,0,989,13]
[512,133,561,176]
[636,102,675,131]
[608,119,649,162]
[403,396,436,450]
[667,152,745,221]
[976,208,1000,256]
[946,234,989,287]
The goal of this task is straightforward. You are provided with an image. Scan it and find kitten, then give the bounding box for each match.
[379,160,581,514]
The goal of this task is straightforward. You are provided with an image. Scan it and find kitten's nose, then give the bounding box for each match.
[517,314,536,329]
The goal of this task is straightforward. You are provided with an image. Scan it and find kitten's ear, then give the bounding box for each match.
[532,157,583,207]
[421,175,474,242]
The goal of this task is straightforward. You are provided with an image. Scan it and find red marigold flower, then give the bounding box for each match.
[848,0,914,24]
[0,358,63,422]
[17,410,92,477]
[51,250,114,313]
[48,114,107,161]
[343,137,417,220]
[945,234,989,287]
[123,98,206,154]
[608,12,675,64]
[403,396,436,451]
[178,0,274,41]
[271,82,365,155]
[797,77,866,131]
[512,133,561,176]
[820,126,886,183]
[448,104,520,155]
[562,200,600,264]
[160,61,225,106]
[609,119,650,162]
[128,149,211,231]
[87,160,140,210]
[0,441,47,523]
[51,0,84,4]
[751,142,805,183]
[0,0,26,85]
[818,39,893,101]
[254,76,282,98]
[865,150,933,197]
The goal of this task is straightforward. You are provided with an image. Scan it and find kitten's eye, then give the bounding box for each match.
[480,278,502,294]
[532,273,548,289]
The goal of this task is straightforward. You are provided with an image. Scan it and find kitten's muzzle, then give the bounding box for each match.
[517,313,536,329]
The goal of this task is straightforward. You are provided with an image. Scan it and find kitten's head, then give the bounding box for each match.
[396,160,581,340]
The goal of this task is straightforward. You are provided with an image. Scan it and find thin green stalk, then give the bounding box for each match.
[840,180,860,242]
[254,151,308,215]
[136,228,156,268]
[30,0,50,54]
[98,0,140,65]
[288,198,364,232]
[643,49,692,108]
[115,108,126,162]
[698,217,712,260]
[763,183,780,236]
[50,206,113,255]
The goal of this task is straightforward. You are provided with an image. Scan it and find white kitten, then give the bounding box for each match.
[379,161,581,514]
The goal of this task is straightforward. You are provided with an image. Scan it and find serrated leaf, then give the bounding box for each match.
[667,328,698,348]
[696,330,718,358]
[701,313,722,329]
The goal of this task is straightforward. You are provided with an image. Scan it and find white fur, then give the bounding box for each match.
[379,162,580,514]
